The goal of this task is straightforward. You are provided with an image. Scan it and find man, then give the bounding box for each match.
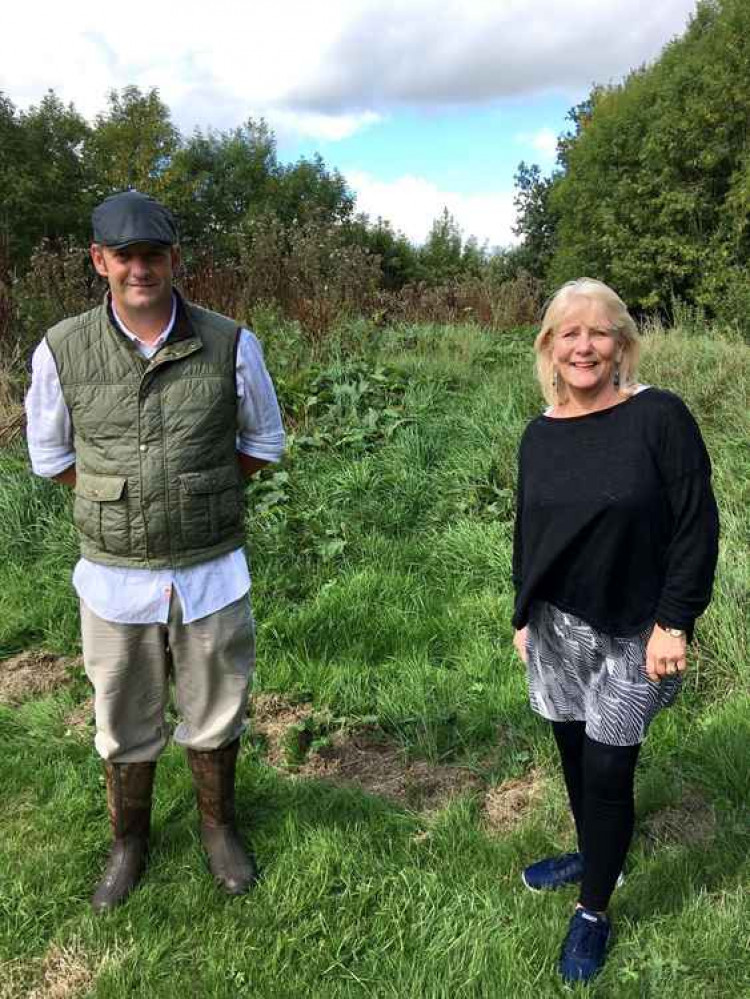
[25,191,285,911]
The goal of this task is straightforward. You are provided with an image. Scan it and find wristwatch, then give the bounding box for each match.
[657,624,686,637]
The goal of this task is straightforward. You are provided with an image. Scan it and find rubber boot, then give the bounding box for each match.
[186,738,258,895]
[91,761,155,913]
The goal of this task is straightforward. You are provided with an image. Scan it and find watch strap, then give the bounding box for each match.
[657,623,686,637]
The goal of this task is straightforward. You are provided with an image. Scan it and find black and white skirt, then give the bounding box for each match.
[525,601,681,746]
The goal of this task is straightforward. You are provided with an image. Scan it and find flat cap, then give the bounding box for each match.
[92,191,178,248]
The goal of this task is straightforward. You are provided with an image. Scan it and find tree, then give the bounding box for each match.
[272,154,355,228]
[83,86,180,200]
[345,215,419,290]
[546,0,750,314]
[0,91,90,264]
[165,119,278,254]
[512,162,556,280]
[419,207,464,284]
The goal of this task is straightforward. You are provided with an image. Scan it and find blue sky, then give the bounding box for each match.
[282,95,569,190]
[1,0,698,247]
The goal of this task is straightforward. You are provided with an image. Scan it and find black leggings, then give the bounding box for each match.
[552,720,640,912]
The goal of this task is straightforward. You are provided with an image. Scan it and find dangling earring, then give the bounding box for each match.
[552,367,558,392]
[613,361,621,388]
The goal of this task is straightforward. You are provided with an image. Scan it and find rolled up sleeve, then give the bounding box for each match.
[24,338,76,477]
[235,328,285,462]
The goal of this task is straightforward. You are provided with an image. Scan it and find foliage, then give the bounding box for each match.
[0,320,748,996]
[165,119,278,256]
[418,207,465,284]
[0,86,358,276]
[83,87,180,203]
[0,91,91,263]
[13,240,101,357]
[0,237,542,393]
[533,0,750,318]
[346,216,421,290]
[512,163,556,280]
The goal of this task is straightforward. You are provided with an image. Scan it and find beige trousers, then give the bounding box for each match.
[80,592,255,763]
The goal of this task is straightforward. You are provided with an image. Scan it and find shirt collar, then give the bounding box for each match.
[111,294,177,349]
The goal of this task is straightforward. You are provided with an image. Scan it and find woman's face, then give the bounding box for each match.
[551,296,621,399]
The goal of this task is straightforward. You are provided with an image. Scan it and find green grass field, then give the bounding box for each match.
[1,319,748,998]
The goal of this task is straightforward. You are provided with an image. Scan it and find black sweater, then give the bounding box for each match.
[512,388,719,638]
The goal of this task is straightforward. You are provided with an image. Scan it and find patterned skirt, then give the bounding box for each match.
[525,601,681,746]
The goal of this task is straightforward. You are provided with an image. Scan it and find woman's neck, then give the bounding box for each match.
[553,385,626,418]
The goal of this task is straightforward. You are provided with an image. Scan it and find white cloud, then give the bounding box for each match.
[516,127,559,165]
[347,170,518,248]
[0,0,697,137]
[530,128,558,159]
[262,110,384,143]
[283,1,699,110]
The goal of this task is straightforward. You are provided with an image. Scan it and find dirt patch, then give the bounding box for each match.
[642,788,717,847]
[250,694,481,810]
[0,958,28,999]
[0,404,24,448]
[26,943,95,999]
[481,768,545,834]
[251,693,316,767]
[0,652,79,706]
[299,730,482,810]
[63,696,94,734]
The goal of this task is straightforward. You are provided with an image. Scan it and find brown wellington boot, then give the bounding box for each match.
[91,761,156,913]
[186,739,258,895]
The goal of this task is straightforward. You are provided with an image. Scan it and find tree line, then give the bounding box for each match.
[0,85,510,291]
[515,0,750,332]
[2,0,748,340]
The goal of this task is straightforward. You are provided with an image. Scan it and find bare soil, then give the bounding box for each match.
[642,788,717,847]
[26,943,94,999]
[251,693,315,766]
[0,652,79,706]
[481,768,546,834]
[299,730,482,810]
[63,696,95,734]
[251,693,482,811]
[0,403,24,448]
[0,958,28,999]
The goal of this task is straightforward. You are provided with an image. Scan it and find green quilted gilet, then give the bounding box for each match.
[46,294,246,568]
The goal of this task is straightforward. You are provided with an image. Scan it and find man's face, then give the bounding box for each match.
[90,241,180,316]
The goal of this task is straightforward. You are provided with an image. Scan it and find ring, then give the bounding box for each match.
[666,664,676,674]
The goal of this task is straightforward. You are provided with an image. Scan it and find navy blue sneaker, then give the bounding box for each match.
[558,907,611,984]
[521,852,583,892]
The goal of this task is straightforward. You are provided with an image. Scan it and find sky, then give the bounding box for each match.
[1,0,698,248]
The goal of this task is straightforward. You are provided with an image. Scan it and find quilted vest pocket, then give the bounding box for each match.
[74,472,130,555]
[179,464,244,546]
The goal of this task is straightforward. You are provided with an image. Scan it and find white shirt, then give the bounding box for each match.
[25,296,285,624]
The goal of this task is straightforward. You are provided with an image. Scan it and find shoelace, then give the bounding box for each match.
[568,911,608,955]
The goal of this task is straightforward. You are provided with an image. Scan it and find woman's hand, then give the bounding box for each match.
[513,627,529,665]
[646,624,687,682]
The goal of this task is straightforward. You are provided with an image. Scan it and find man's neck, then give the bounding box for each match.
[111,296,176,345]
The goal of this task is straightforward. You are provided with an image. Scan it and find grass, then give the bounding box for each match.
[0,318,748,998]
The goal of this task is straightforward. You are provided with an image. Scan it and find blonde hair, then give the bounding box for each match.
[534,278,640,406]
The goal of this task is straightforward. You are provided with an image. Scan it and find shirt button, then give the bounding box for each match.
[139,444,147,452]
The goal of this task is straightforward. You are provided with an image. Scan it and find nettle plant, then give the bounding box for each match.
[287,361,412,453]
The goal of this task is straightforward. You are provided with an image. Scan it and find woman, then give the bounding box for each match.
[511,278,719,984]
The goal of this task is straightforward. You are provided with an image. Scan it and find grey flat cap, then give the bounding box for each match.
[92,191,178,248]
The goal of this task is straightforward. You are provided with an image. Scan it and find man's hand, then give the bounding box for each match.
[237,453,269,480]
[513,626,529,665]
[53,464,76,487]
[645,624,687,682]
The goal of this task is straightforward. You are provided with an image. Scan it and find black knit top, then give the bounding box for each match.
[511,388,719,638]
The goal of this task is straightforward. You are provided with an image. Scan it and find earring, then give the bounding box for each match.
[552,367,558,392]
[613,362,621,388]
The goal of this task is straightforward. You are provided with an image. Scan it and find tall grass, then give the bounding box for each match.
[0,319,748,998]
